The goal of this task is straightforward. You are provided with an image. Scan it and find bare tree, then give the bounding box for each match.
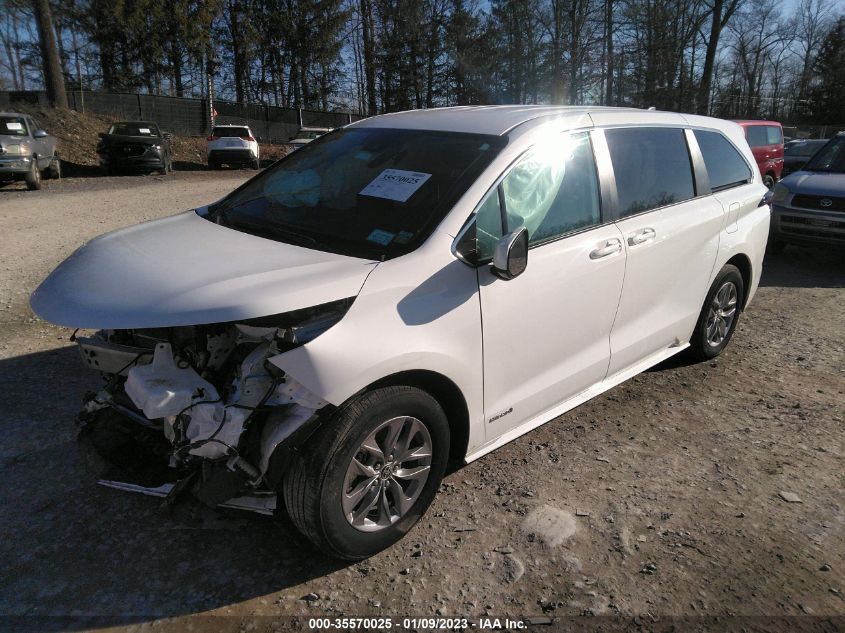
[32,0,68,107]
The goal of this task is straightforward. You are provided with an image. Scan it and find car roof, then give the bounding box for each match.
[0,112,29,117]
[112,121,159,126]
[213,123,251,127]
[350,105,728,136]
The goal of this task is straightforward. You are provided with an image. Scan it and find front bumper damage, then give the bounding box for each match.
[73,301,350,517]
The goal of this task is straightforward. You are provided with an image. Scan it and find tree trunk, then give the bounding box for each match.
[360,0,377,114]
[605,0,614,105]
[33,0,68,108]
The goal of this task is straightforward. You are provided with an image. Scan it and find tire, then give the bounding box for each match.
[763,173,775,189]
[46,153,61,179]
[208,159,219,170]
[24,157,42,190]
[252,158,260,170]
[689,264,744,361]
[283,386,450,560]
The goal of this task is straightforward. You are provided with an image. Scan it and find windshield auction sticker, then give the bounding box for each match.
[360,169,432,202]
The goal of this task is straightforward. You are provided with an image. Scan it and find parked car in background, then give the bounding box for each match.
[97,121,173,175]
[207,124,260,169]
[289,126,332,150]
[769,132,845,252]
[782,139,828,177]
[0,111,60,190]
[734,120,784,189]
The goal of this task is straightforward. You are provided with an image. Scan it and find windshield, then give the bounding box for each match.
[108,122,159,137]
[785,140,826,157]
[1,116,27,137]
[209,127,505,259]
[804,136,845,173]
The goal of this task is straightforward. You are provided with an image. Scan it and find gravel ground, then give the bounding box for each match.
[0,174,843,633]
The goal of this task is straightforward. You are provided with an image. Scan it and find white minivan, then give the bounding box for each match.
[31,106,770,559]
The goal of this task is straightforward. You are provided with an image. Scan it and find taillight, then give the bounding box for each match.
[241,136,255,142]
[207,135,218,141]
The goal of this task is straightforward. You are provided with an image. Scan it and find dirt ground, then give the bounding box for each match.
[0,173,843,633]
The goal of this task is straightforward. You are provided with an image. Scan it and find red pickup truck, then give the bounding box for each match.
[734,120,784,189]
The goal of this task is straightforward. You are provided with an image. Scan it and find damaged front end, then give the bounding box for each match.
[75,299,351,516]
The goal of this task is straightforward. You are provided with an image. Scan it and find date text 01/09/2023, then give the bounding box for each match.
[307,617,527,630]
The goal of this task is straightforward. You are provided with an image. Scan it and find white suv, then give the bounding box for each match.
[207,124,259,169]
[32,106,769,560]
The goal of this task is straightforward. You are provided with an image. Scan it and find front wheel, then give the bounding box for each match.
[689,264,744,361]
[282,386,450,560]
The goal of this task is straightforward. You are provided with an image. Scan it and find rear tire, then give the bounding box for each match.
[24,158,42,190]
[689,264,744,361]
[763,173,776,189]
[283,386,449,560]
[252,158,260,170]
[46,153,61,179]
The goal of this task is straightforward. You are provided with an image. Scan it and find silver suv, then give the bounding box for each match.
[0,112,60,190]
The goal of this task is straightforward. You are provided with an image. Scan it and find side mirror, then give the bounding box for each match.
[492,227,528,280]
[33,129,48,138]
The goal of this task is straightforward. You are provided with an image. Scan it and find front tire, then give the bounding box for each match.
[689,264,744,361]
[283,386,450,560]
[24,158,42,190]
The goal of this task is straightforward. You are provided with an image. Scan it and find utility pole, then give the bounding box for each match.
[33,0,68,108]
[206,46,216,131]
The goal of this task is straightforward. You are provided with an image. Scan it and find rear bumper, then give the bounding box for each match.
[770,204,845,246]
[209,149,256,163]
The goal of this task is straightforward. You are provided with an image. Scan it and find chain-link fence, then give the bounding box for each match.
[0,90,362,143]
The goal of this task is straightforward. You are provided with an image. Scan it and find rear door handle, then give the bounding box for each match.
[590,238,622,259]
[627,228,656,246]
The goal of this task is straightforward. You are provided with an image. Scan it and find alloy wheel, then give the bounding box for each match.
[705,281,738,347]
[342,416,433,532]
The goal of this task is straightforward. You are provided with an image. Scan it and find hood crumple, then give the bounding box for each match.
[30,210,377,329]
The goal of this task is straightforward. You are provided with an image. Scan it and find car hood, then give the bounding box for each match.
[782,171,845,197]
[30,210,378,329]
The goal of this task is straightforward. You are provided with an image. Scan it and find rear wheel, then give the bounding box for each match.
[763,173,776,189]
[46,153,61,179]
[283,386,449,560]
[24,158,42,190]
[252,158,260,170]
[689,264,744,361]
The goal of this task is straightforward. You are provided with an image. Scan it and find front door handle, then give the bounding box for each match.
[590,238,622,259]
[627,228,656,246]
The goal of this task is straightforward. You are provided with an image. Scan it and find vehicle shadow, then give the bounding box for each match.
[760,244,845,289]
[0,345,350,629]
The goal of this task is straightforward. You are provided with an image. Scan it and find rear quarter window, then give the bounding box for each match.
[694,130,752,191]
[605,127,695,217]
[746,125,782,147]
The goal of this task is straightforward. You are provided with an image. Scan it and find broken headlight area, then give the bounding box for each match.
[75,298,352,515]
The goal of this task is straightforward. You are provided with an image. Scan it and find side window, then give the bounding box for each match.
[501,132,600,246]
[766,126,782,145]
[475,189,504,261]
[693,130,752,191]
[605,127,695,217]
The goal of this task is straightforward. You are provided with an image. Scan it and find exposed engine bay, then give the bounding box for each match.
[74,298,352,515]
